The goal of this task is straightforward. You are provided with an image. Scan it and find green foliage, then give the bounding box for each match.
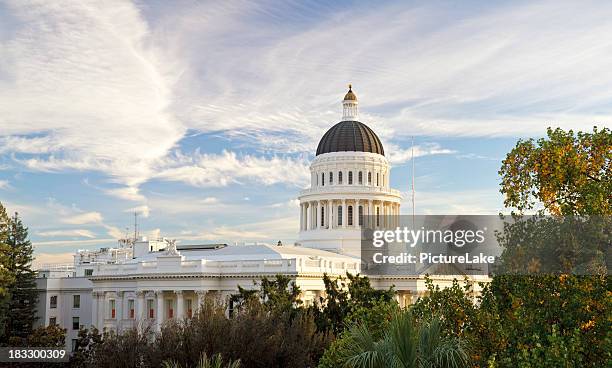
[0,203,12,297]
[162,352,241,368]
[312,273,395,335]
[318,299,399,368]
[230,274,302,316]
[0,206,38,344]
[341,310,469,368]
[478,275,611,367]
[411,277,479,338]
[26,324,66,348]
[499,126,611,215]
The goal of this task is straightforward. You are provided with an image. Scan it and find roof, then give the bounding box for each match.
[344,84,357,101]
[316,120,385,156]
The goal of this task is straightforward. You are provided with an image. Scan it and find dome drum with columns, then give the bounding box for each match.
[298,86,402,256]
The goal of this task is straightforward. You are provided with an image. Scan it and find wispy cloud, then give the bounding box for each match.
[154,150,310,188]
[387,143,456,165]
[37,229,96,238]
[62,211,103,225]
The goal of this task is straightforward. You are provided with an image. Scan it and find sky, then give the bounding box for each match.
[0,0,610,265]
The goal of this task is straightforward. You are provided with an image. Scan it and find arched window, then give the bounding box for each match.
[376,207,380,227]
[348,171,353,185]
[358,171,363,184]
[329,172,333,184]
[321,173,325,187]
[368,172,372,184]
[376,173,379,186]
[358,206,364,226]
[338,171,343,184]
[337,206,342,226]
[321,206,325,227]
[348,206,353,226]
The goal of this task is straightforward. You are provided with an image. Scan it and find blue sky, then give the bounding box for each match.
[0,0,610,264]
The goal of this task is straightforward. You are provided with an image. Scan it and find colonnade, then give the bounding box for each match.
[91,289,224,332]
[299,199,400,231]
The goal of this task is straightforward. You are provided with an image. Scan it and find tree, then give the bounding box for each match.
[313,273,395,335]
[230,274,302,316]
[3,212,38,341]
[499,126,611,216]
[0,202,14,341]
[162,353,241,368]
[488,126,612,367]
[26,325,66,347]
[341,310,469,368]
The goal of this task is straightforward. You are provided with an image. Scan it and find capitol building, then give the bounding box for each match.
[35,87,487,352]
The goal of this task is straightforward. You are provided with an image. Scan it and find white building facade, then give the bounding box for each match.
[35,86,487,352]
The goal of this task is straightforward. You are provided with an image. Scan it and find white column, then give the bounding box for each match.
[116,291,123,327]
[353,200,358,228]
[368,200,374,228]
[98,292,105,329]
[175,291,184,320]
[91,292,98,329]
[136,291,144,324]
[342,199,347,228]
[156,291,164,331]
[330,201,334,229]
[316,201,320,229]
[196,290,206,313]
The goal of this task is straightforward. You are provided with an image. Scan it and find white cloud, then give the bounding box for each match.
[0,0,184,195]
[124,205,150,218]
[0,180,9,189]
[62,211,103,225]
[32,238,116,248]
[154,150,310,188]
[37,229,96,238]
[387,143,456,165]
[32,252,75,266]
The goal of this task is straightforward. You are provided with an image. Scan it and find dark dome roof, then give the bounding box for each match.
[316,121,384,156]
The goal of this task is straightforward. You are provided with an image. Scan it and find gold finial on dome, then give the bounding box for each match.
[344,84,357,101]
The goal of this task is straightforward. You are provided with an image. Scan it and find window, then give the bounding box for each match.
[50,295,57,309]
[71,339,78,352]
[109,299,116,319]
[186,299,193,318]
[147,300,154,319]
[73,295,80,308]
[359,206,364,226]
[167,299,174,318]
[49,317,56,326]
[321,173,325,187]
[348,206,353,226]
[337,206,343,226]
[84,269,93,276]
[358,171,363,184]
[376,173,379,186]
[72,317,79,330]
[329,172,333,184]
[348,171,353,184]
[128,299,135,319]
[368,172,372,184]
[376,207,380,227]
[320,206,325,227]
[338,171,343,184]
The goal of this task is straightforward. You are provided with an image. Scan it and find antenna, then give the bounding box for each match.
[411,136,416,229]
[134,212,138,241]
